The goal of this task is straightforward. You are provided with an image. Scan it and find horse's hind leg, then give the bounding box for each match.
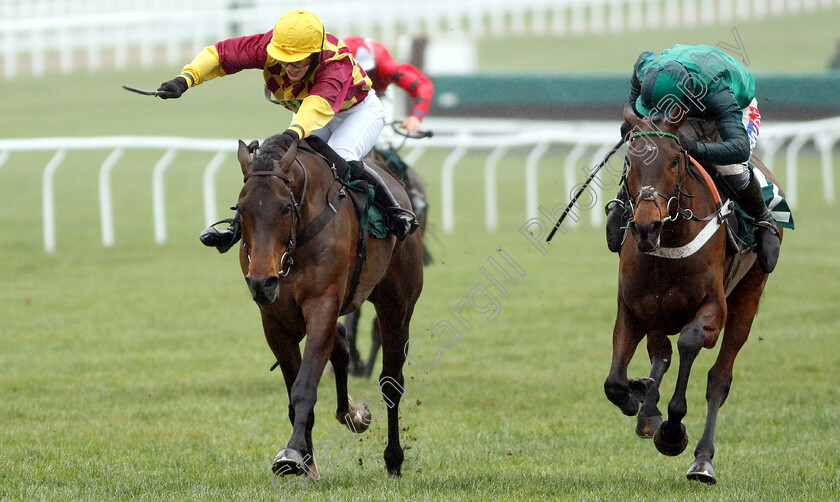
[636,333,672,438]
[654,302,724,457]
[373,304,413,477]
[688,269,766,484]
[341,309,365,376]
[331,323,372,433]
[363,317,382,378]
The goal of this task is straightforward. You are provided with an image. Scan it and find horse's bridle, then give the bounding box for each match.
[623,131,699,226]
[240,169,305,277]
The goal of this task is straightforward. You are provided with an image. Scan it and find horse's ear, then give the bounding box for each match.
[278,139,299,172]
[238,140,253,176]
[623,103,644,131]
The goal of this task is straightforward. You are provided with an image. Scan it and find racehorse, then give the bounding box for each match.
[235,134,424,478]
[603,104,783,483]
[343,165,431,377]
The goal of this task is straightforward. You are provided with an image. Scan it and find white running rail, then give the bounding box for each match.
[0,117,838,251]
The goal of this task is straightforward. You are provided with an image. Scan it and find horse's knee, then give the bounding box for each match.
[677,323,705,357]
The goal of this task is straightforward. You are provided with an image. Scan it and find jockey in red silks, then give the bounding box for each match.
[342,36,434,146]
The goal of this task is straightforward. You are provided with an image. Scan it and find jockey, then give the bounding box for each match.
[342,36,434,215]
[342,36,434,141]
[607,44,781,273]
[155,9,418,252]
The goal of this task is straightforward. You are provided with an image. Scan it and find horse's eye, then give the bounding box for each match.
[282,203,292,215]
[671,156,680,168]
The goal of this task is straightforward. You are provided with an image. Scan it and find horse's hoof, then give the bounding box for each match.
[686,459,717,484]
[635,414,663,439]
[354,402,371,433]
[653,421,688,456]
[272,448,305,477]
[339,398,372,433]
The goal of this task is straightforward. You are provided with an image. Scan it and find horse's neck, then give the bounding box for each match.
[295,154,333,221]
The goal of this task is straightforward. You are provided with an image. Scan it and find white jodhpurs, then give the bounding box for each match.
[309,92,385,162]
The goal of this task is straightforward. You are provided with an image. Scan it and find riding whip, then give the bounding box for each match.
[121,85,160,96]
[546,138,625,242]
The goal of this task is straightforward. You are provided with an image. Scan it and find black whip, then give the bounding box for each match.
[546,139,625,242]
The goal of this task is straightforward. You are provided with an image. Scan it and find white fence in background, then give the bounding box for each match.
[0,117,838,252]
[2,0,839,78]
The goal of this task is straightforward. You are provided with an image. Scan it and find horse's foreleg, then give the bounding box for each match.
[331,323,372,433]
[260,312,302,428]
[655,302,723,457]
[688,271,764,484]
[636,333,672,438]
[273,298,339,480]
[605,300,647,416]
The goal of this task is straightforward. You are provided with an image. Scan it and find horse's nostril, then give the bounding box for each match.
[264,275,280,292]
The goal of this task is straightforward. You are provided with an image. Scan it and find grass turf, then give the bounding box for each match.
[2,9,840,500]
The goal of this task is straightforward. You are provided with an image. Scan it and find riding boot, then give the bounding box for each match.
[605,185,630,253]
[199,209,241,254]
[349,160,418,240]
[725,170,780,273]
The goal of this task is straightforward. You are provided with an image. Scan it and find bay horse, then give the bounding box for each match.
[603,104,783,483]
[235,135,424,478]
[343,165,431,377]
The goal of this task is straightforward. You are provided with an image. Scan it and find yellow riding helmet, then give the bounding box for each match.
[267,10,325,63]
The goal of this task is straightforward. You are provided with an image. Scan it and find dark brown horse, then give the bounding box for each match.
[604,104,783,483]
[235,135,424,478]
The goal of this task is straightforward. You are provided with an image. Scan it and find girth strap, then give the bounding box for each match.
[339,184,370,315]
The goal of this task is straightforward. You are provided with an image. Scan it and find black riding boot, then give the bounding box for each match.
[199,209,241,254]
[605,185,630,253]
[349,160,418,240]
[725,170,780,273]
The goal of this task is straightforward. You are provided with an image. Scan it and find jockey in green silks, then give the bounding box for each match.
[608,44,780,273]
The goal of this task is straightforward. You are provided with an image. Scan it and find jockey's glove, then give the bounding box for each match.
[678,133,699,158]
[156,76,189,99]
[620,121,633,141]
[276,129,301,148]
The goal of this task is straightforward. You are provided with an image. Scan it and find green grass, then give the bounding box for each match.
[2,136,839,501]
[2,17,840,500]
[481,7,840,72]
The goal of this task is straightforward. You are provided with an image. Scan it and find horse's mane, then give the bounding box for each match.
[253,134,287,172]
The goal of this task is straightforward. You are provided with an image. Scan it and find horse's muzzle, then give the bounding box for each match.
[629,219,663,253]
[245,275,280,305]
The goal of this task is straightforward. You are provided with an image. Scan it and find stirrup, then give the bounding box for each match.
[753,219,779,236]
[387,208,418,240]
[199,217,240,254]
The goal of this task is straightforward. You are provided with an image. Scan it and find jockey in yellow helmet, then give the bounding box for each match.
[155,9,418,249]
